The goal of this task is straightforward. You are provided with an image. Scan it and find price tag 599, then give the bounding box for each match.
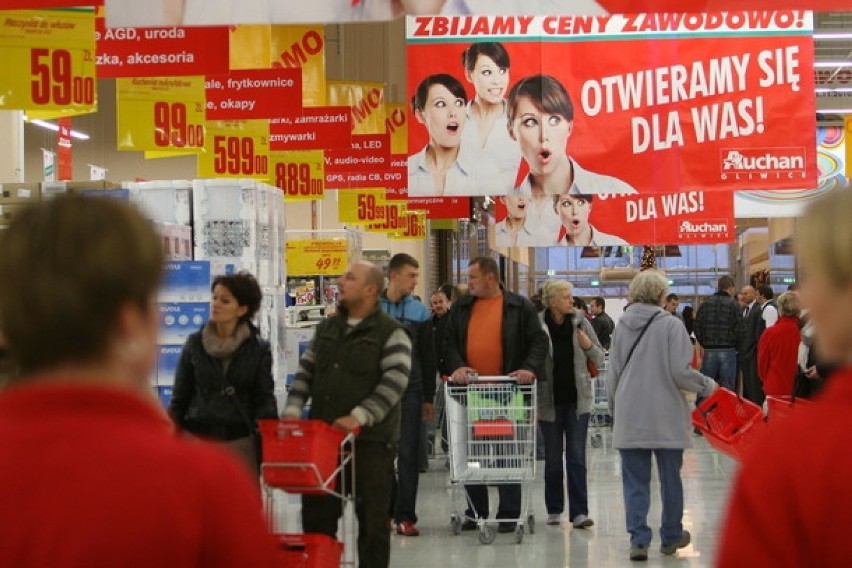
[213,135,269,176]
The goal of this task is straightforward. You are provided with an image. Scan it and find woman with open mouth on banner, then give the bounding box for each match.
[408,74,477,197]
[458,42,522,196]
[494,190,535,247]
[553,193,627,247]
[507,74,637,246]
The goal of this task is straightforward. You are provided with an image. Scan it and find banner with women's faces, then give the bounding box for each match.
[406,12,813,246]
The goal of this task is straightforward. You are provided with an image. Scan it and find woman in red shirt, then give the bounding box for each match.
[756,291,801,397]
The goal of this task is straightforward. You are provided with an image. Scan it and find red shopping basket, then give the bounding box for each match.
[258,419,346,493]
[472,418,515,437]
[691,389,765,461]
[278,533,343,568]
[766,395,814,425]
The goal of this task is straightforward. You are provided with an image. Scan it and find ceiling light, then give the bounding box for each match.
[28,118,90,140]
[814,32,852,40]
[813,61,852,68]
[816,88,852,94]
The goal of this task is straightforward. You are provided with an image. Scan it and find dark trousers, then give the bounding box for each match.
[540,406,590,519]
[390,387,423,523]
[302,440,396,568]
[740,355,766,406]
[464,483,521,521]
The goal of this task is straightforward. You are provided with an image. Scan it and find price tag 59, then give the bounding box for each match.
[154,102,204,148]
[30,48,94,106]
[213,135,269,176]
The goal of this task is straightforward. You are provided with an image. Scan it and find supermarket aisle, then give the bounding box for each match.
[388,435,737,568]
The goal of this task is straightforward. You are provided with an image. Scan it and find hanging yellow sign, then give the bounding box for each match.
[0,10,97,116]
[270,150,325,201]
[389,209,427,240]
[338,188,387,224]
[197,119,271,180]
[286,239,348,277]
[270,26,326,107]
[327,80,385,136]
[385,102,408,155]
[116,76,206,152]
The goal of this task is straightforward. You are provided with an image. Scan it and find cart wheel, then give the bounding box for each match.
[515,525,524,544]
[527,514,535,534]
[450,515,462,536]
[591,433,602,448]
[478,525,496,545]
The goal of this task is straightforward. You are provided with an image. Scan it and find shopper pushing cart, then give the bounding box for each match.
[443,257,548,540]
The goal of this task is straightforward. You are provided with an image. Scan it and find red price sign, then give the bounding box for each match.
[30,48,95,106]
[212,135,269,176]
[153,102,205,148]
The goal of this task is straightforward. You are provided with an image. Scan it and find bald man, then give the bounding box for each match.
[283,261,412,568]
[739,285,764,405]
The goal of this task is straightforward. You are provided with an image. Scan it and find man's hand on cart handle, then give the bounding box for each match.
[333,415,361,434]
[422,402,434,422]
[450,366,477,385]
[509,369,536,384]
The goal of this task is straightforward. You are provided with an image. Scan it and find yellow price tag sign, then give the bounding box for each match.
[338,188,387,224]
[116,77,206,152]
[389,210,427,240]
[366,201,409,233]
[0,10,96,115]
[286,239,348,277]
[198,120,271,180]
[327,81,385,135]
[270,150,324,201]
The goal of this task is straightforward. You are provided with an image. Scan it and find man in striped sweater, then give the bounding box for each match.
[282,261,412,568]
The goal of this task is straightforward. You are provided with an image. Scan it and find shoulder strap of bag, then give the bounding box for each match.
[621,311,662,373]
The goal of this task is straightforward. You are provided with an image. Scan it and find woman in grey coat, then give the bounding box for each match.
[607,270,717,562]
[537,279,604,529]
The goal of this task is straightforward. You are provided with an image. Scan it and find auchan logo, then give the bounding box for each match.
[679,220,729,238]
[720,147,807,181]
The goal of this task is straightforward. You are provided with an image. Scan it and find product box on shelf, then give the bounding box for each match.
[0,203,25,228]
[155,223,193,261]
[156,344,183,386]
[157,302,209,344]
[0,183,40,204]
[78,188,131,201]
[124,180,193,226]
[40,181,122,199]
[159,261,211,303]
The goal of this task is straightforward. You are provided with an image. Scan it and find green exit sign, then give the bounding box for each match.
[590,280,600,286]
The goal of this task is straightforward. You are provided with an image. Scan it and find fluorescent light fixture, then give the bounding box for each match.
[814,61,852,68]
[27,118,90,140]
[814,32,852,40]
[816,88,852,94]
[816,108,852,114]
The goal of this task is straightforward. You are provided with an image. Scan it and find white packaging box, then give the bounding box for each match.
[124,180,193,226]
[159,261,211,303]
[155,222,193,261]
[156,344,184,386]
[257,286,288,386]
[157,302,209,344]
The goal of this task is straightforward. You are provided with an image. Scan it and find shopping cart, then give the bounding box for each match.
[588,356,611,449]
[258,419,357,566]
[444,375,536,544]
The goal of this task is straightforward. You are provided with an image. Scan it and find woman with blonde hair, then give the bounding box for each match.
[718,189,852,566]
[0,196,278,566]
[607,270,717,561]
[537,279,604,528]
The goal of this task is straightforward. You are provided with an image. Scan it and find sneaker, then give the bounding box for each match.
[497,522,517,533]
[572,514,594,529]
[395,520,420,537]
[546,514,561,526]
[630,544,649,561]
[660,530,691,555]
[460,519,478,531]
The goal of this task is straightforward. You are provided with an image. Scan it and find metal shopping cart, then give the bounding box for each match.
[589,356,611,449]
[444,375,536,544]
[258,419,357,566]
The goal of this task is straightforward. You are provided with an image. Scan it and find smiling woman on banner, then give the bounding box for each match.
[553,193,627,247]
[408,74,477,197]
[507,74,637,246]
[458,42,522,195]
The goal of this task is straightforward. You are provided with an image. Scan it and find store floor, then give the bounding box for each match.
[387,433,737,568]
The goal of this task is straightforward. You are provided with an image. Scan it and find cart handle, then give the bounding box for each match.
[441,374,523,384]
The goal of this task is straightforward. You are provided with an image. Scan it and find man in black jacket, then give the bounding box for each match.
[444,256,548,533]
[739,285,764,405]
[694,275,742,394]
[589,296,614,350]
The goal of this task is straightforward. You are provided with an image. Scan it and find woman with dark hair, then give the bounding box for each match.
[459,42,521,195]
[0,196,279,566]
[170,272,278,478]
[554,193,627,247]
[507,74,637,245]
[408,73,474,196]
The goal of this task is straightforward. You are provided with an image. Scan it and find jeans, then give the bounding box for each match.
[697,348,737,406]
[303,440,396,568]
[540,406,590,519]
[390,387,423,524]
[619,448,684,547]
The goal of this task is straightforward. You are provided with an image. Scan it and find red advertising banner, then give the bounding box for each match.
[95,18,229,77]
[409,195,471,220]
[57,117,72,181]
[269,106,351,151]
[406,12,817,199]
[5,1,102,6]
[494,189,734,246]
[324,133,391,189]
[205,68,301,120]
[597,1,850,12]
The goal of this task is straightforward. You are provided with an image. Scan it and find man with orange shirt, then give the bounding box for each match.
[444,256,548,533]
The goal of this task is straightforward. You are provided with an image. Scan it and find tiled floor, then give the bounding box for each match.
[387,432,737,567]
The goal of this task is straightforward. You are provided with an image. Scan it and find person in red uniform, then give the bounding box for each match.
[717,189,852,567]
[756,291,802,398]
[0,196,280,568]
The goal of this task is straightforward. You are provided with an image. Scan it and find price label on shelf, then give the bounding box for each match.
[270,150,324,201]
[285,239,348,277]
[198,119,271,180]
[0,10,96,115]
[116,76,206,152]
[337,189,387,224]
